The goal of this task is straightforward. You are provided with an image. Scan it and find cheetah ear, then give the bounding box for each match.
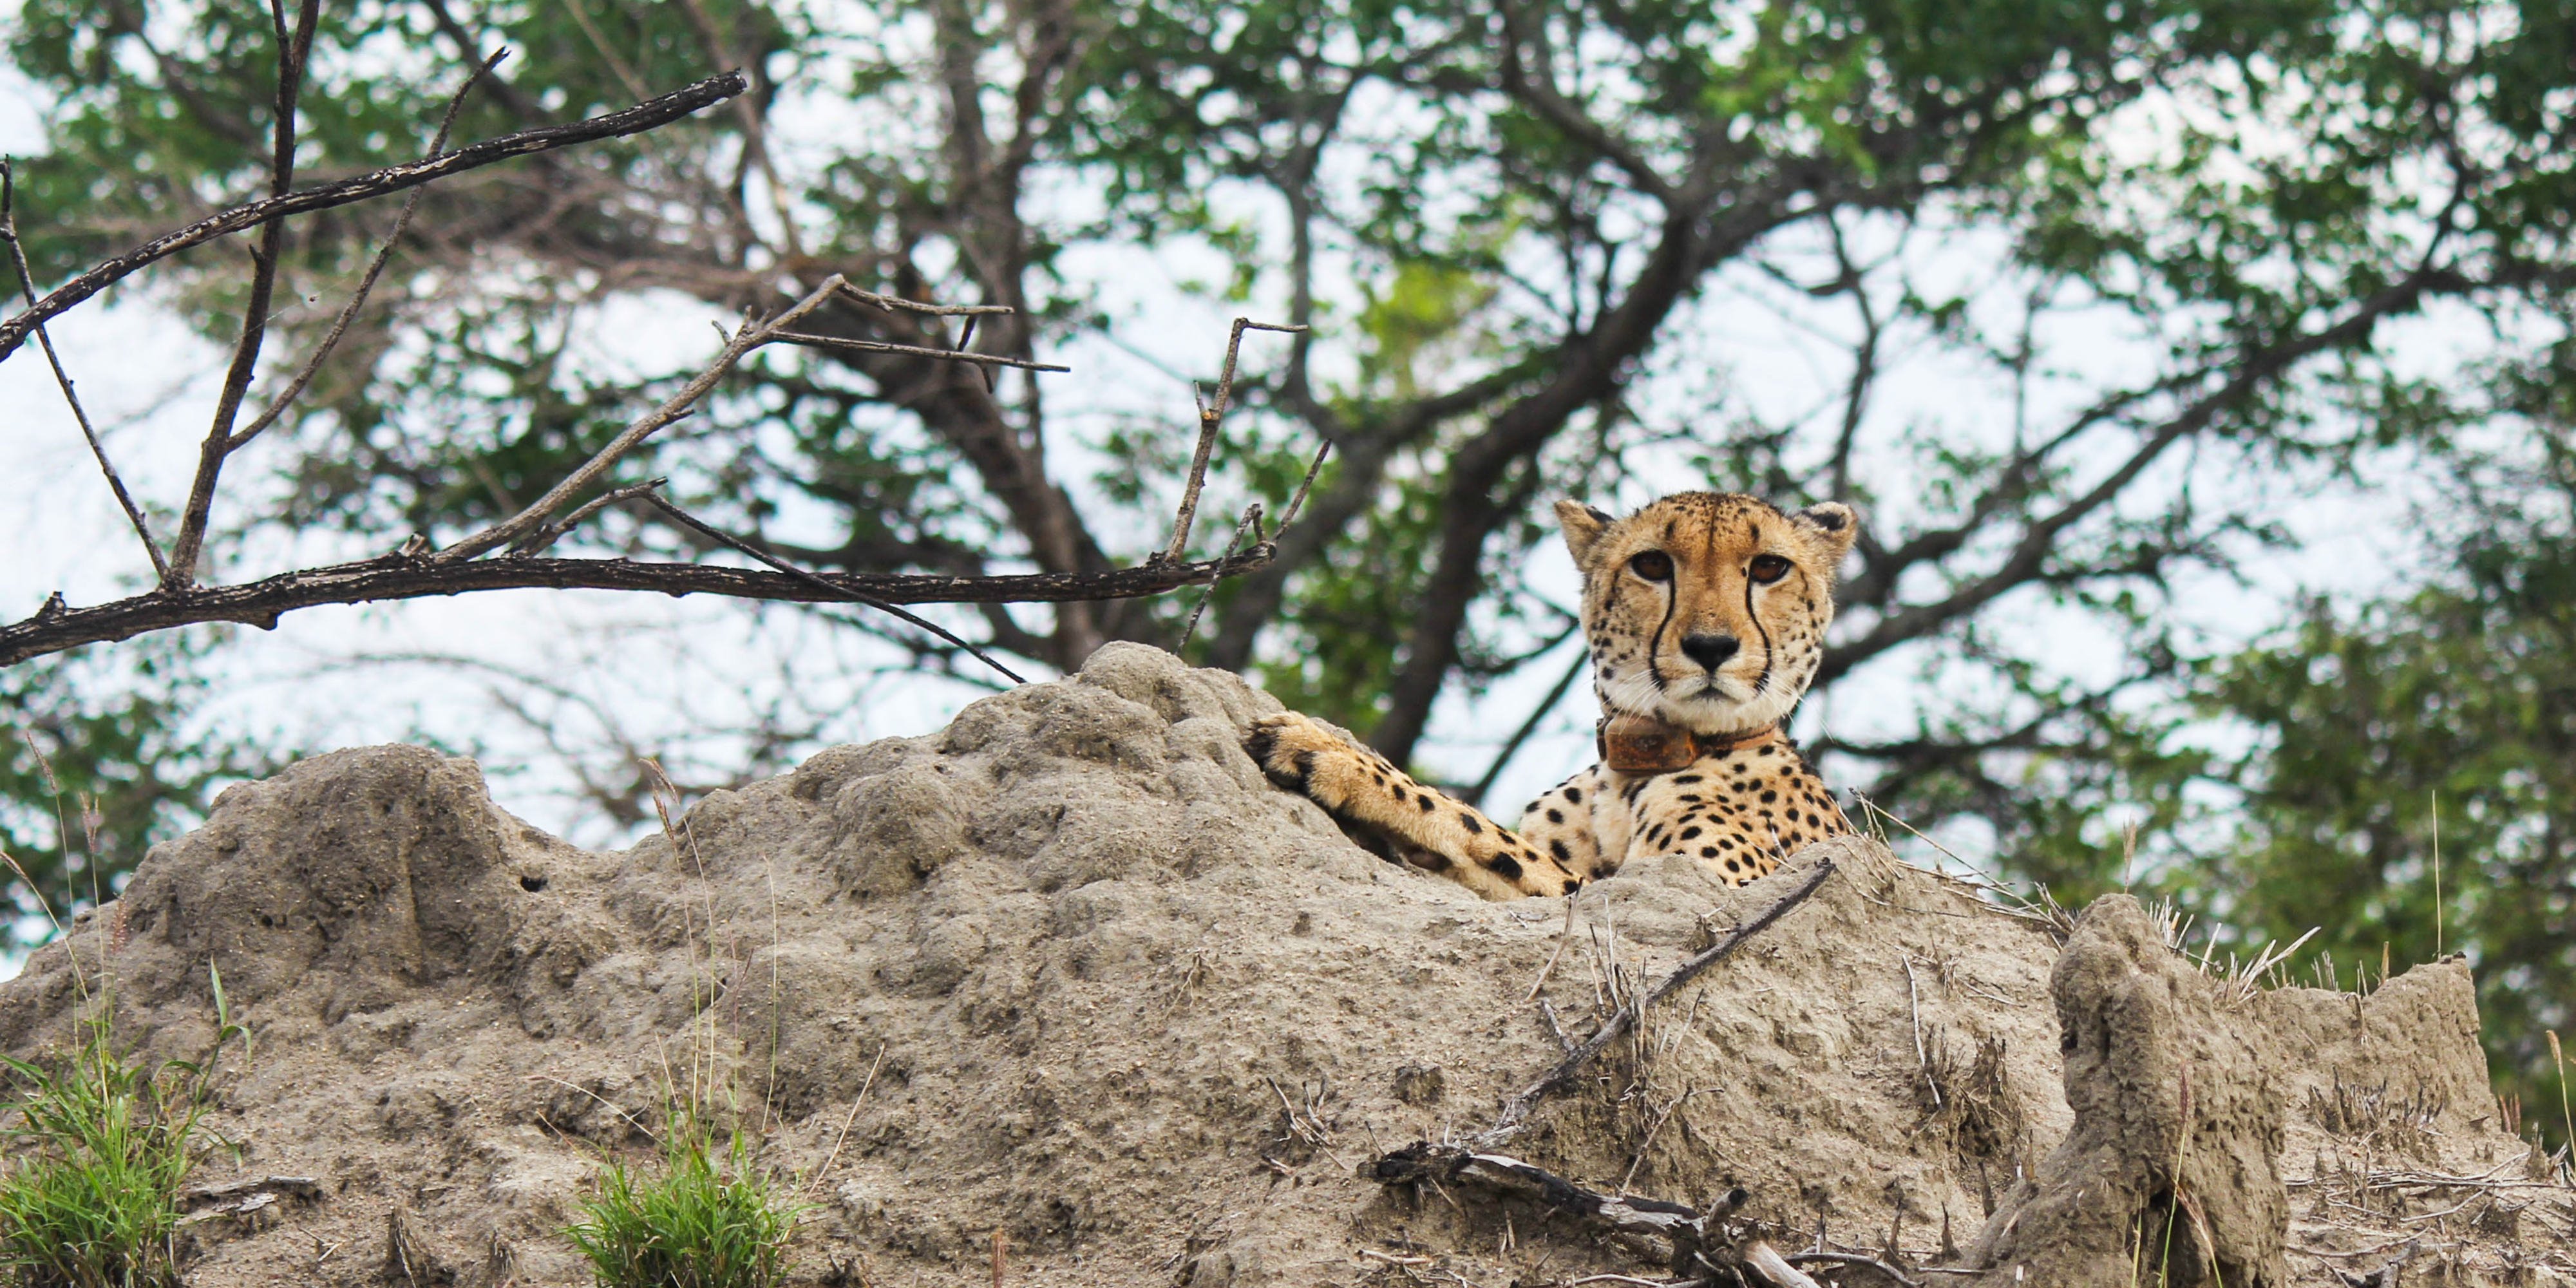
[1555,498,1613,566]
[1792,502,1861,564]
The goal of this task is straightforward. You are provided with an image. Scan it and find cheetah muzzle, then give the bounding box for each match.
[1245,491,1859,900]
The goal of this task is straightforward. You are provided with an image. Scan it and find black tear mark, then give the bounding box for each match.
[1744,522,1774,698]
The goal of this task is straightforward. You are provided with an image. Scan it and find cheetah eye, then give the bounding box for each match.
[1627,550,1674,581]
[1748,554,1792,584]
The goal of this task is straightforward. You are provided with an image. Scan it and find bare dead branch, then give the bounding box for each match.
[1785,1249,1922,1287]
[0,545,1276,668]
[1374,1142,1730,1244]
[228,48,509,454]
[166,0,323,587]
[1160,319,1307,564]
[0,162,164,578]
[1276,438,1332,534]
[505,478,668,556]
[0,71,750,366]
[1743,1243,1827,1288]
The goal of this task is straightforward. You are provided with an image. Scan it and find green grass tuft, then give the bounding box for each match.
[0,983,242,1288]
[564,1108,799,1288]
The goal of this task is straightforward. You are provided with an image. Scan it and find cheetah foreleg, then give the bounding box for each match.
[1245,712,1584,900]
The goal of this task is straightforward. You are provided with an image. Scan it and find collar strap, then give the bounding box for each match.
[1597,715,1779,775]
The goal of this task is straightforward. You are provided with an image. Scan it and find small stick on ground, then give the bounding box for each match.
[1741,1241,1825,1288]
[1787,1250,1926,1287]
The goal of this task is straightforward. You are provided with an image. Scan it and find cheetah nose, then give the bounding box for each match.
[1680,633,1740,671]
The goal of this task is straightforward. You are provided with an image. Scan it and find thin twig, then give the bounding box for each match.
[1905,956,1940,1112]
[229,47,508,452]
[1174,504,1263,652]
[0,71,750,365]
[641,494,1028,683]
[833,282,1017,316]
[506,478,667,556]
[765,329,1070,372]
[1276,438,1332,533]
[1161,319,1306,564]
[0,162,164,576]
[1785,1250,1924,1287]
[1539,999,1576,1054]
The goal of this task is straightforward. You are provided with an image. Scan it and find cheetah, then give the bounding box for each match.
[1245,492,1859,900]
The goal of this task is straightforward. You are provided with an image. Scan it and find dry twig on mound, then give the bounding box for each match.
[1367,858,1844,1285]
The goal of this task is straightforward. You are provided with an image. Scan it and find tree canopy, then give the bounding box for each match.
[3,0,2571,1140]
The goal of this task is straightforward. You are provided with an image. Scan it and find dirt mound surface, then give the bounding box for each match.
[4,644,2567,1285]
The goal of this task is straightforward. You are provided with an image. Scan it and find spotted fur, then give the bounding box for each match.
[1246,491,1861,899]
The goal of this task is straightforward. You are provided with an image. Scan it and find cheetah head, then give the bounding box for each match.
[1555,492,1860,737]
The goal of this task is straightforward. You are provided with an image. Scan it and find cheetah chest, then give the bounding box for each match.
[1592,743,1849,886]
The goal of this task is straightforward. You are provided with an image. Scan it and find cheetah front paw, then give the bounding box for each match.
[1244,712,1352,797]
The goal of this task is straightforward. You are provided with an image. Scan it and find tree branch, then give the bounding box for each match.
[0,71,750,366]
[0,547,1278,669]
[1475,857,1836,1147]
[227,48,508,455]
[430,275,853,564]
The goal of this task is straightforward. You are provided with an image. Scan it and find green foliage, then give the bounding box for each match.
[1984,432,2576,1149]
[0,976,248,1288]
[2189,492,2576,1148]
[564,1108,799,1288]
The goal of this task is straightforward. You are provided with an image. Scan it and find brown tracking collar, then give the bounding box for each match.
[1596,714,1778,775]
